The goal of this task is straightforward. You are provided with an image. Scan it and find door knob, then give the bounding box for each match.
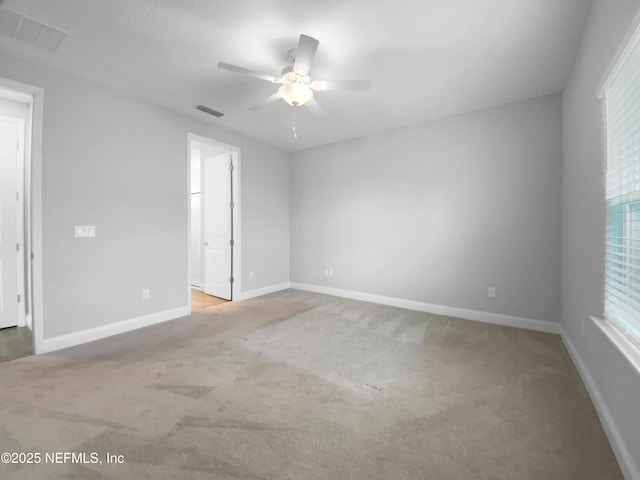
[203,241,209,246]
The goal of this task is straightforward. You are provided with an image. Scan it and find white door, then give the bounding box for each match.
[202,152,232,300]
[0,119,19,329]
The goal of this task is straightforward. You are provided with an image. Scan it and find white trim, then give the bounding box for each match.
[0,77,43,354]
[0,86,32,103]
[30,86,44,354]
[187,136,192,313]
[561,328,640,480]
[232,150,241,302]
[237,282,291,301]
[290,282,561,334]
[597,4,640,98]
[40,306,189,354]
[592,315,640,379]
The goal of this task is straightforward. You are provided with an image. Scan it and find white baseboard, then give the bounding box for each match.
[237,282,291,301]
[290,282,561,334]
[562,329,640,480]
[40,306,190,354]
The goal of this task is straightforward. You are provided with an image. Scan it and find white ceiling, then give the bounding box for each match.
[0,0,592,152]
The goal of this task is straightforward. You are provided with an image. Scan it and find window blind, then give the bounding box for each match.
[604,21,640,348]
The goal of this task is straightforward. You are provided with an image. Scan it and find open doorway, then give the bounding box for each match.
[0,80,40,361]
[187,134,241,313]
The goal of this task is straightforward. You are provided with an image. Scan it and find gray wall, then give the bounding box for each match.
[562,0,640,473]
[0,54,290,339]
[241,138,290,290]
[291,94,563,323]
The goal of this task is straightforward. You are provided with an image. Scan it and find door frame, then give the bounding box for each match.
[0,76,44,354]
[186,133,241,312]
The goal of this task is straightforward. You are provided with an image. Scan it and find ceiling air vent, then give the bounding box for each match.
[196,105,224,118]
[0,6,68,53]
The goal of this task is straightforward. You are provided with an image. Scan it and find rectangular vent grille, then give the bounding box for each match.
[0,6,68,53]
[196,105,224,118]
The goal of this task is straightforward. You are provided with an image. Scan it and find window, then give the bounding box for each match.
[603,21,640,349]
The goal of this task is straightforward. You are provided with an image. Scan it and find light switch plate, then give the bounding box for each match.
[75,226,96,238]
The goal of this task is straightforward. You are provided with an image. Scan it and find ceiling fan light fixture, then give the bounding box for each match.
[218,33,371,116]
[278,82,313,106]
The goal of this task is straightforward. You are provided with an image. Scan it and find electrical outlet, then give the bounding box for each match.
[328,269,333,277]
[249,271,254,280]
[142,289,150,300]
[488,287,496,298]
[74,225,96,238]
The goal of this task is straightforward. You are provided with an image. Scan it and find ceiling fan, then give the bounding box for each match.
[217,34,372,117]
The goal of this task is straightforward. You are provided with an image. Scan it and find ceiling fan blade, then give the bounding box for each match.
[305,98,327,118]
[217,62,278,83]
[311,80,372,91]
[293,34,319,75]
[249,93,282,111]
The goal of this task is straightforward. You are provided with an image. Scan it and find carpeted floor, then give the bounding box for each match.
[0,289,622,479]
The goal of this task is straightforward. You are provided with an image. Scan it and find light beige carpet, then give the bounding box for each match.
[0,289,622,479]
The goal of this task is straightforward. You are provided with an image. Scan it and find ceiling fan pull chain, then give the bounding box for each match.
[292,108,298,140]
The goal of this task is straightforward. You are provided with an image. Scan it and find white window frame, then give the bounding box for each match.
[599,10,640,351]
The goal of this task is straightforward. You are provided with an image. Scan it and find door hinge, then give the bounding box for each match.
[17,294,21,303]
[16,192,19,201]
[229,162,234,172]
[16,243,20,252]
[229,276,234,284]
[229,239,234,247]
[230,201,234,209]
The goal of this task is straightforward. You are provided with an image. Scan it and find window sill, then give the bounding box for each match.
[590,316,640,378]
